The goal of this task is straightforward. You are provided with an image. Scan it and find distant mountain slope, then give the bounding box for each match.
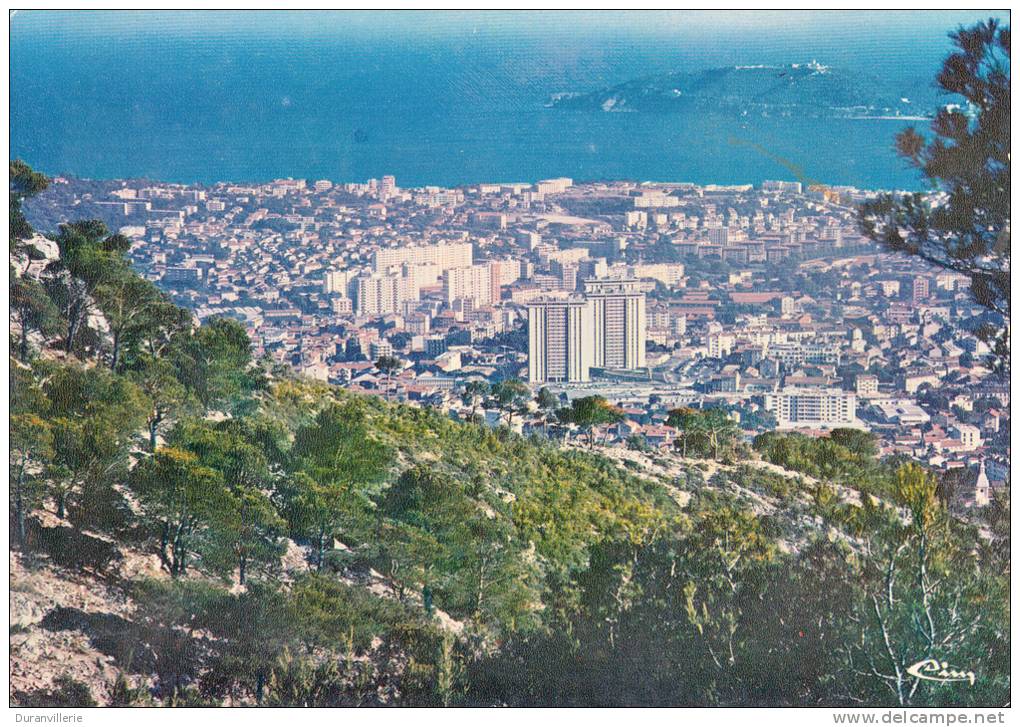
[549,62,936,117]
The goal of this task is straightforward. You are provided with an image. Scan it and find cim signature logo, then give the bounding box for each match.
[907,658,976,686]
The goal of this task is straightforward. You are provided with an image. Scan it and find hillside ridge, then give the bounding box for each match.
[549,62,937,117]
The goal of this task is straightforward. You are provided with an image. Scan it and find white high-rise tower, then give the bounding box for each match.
[583,279,646,370]
[527,296,595,384]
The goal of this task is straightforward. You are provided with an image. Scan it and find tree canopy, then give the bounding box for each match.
[859,19,1010,371]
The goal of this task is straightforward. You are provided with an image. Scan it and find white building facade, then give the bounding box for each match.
[527,297,595,384]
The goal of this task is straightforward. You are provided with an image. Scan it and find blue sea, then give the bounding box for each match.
[10,10,1006,190]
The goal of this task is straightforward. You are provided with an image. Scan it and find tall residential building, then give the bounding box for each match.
[707,332,735,359]
[402,261,441,288]
[764,389,857,427]
[355,273,411,317]
[379,175,397,200]
[323,269,355,295]
[443,259,520,306]
[444,264,493,306]
[551,260,579,291]
[912,276,930,304]
[489,258,522,287]
[373,241,473,274]
[583,279,647,370]
[527,297,595,384]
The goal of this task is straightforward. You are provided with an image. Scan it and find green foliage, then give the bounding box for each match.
[130,578,229,704]
[9,159,49,242]
[291,401,392,488]
[462,379,490,421]
[858,19,1010,371]
[174,316,258,411]
[10,410,52,548]
[108,672,151,706]
[667,406,740,460]
[192,573,454,706]
[14,362,1011,707]
[93,269,165,371]
[130,355,197,451]
[535,386,559,412]
[45,219,133,355]
[260,649,367,707]
[280,401,393,570]
[374,354,403,398]
[290,574,418,651]
[753,429,887,491]
[377,464,543,628]
[828,427,879,459]
[43,363,147,523]
[10,271,63,362]
[171,419,285,583]
[557,395,625,449]
[129,447,231,577]
[489,379,530,424]
[625,433,648,452]
[10,366,53,548]
[374,355,402,374]
[728,464,797,502]
[833,463,1009,706]
[9,159,49,197]
[196,580,294,703]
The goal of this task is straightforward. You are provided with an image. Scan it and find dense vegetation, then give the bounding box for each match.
[9,162,1010,707]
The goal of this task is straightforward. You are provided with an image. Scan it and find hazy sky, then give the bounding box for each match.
[11,10,1007,40]
[13,10,1008,91]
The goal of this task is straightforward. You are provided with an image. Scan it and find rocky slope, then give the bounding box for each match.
[9,439,817,706]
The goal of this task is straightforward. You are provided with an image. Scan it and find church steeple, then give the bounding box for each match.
[974,459,991,507]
